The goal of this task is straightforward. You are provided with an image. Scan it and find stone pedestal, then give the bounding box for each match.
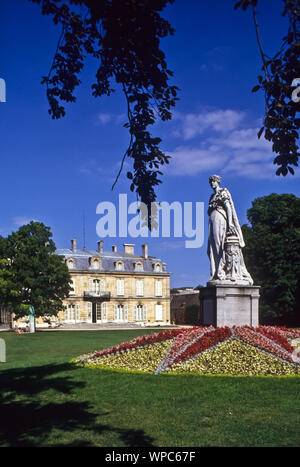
[200,285,260,327]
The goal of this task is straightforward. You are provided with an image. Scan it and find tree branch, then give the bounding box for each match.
[251,4,270,82]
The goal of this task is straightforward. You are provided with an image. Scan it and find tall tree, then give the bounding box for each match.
[242,193,300,325]
[0,222,72,319]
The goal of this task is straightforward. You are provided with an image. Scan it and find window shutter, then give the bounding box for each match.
[75,304,80,321]
[89,279,93,293]
[136,280,143,296]
[114,304,118,320]
[117,279,124,296]
[100,279,105,294]
[156,280,162,297]
[101,302,107,320]
[124,304,128,321]
[143,305,147,321]
[87,302,92,322]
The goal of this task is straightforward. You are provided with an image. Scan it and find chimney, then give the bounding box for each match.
[97,240,103,253]
[112,245,117,252]
[124,244,135,255]
[71,238,77,253]
[142,243,148,259]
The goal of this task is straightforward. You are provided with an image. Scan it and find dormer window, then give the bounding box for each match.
[89,256,101,270]
[115,261,124,271]
[153,262,162,272]
[134,261,143,272]
[66,258,75,269]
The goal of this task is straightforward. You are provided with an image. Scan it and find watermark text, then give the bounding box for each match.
[0,338,6,362]
[291,78,300,103]
[96,194,204,248]
[0,78,6,102]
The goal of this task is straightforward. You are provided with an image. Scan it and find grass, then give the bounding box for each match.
[0,329,300,447]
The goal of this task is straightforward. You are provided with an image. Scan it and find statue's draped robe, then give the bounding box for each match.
[207,188,252,283]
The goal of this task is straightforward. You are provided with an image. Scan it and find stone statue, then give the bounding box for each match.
[207,175,253,285]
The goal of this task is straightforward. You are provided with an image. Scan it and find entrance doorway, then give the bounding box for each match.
[92,303,102,323]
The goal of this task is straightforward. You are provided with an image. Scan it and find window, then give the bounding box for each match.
[117,279,125,296]
[114,304,128,321]
[135,262,143,272]
[96,303,101,322]
[65,303,79,322]
[136,280,144,296]
[89,256,101,270]
[67,259,75,269]
[65,304,75,321]
[115,261,124,271]
[101,302,107,322]
[153,262,162,272]
[75,304,80,321]
[89,279,105,296]
[155,304,163,321]
[155,280,162,297]
[87,302,92,322]
[135,305,146,321]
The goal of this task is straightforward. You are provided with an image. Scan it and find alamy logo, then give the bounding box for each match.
[291,78,300,103]
[96,194,204,248]
[0,78,6,102]
[0,338,6,362]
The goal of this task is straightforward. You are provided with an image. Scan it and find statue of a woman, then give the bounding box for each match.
[207,175,253,285]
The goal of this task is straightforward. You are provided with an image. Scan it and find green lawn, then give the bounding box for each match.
[0,329,300,447]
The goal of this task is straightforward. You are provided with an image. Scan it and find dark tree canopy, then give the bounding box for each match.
[27,0,299,216]
[0,222,72,318]
[235,0,300,176]
[242,193,300,325]
[29,0,178,221]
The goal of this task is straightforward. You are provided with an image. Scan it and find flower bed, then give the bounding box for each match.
[233,326,297,364]
[166,339,299,376]
[75,327,197,364]
[74,325,300,376]
[155,326,230,374]
[80,341,173,373]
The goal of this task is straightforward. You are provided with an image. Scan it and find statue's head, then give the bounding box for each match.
[209,175,221,186]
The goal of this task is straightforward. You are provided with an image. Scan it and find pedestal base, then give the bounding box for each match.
[200,284,260,327]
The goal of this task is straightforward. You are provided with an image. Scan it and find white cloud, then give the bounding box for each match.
[13,216,37,226]
[96,112,126,126]
[173,109,245,140]
[168,146,225,176]
[97,113,113,125]
[166,108,279,179]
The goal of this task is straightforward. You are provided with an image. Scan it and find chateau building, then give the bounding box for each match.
[55,240,171,325]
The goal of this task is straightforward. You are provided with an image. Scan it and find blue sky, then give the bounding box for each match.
[1,0,299,288]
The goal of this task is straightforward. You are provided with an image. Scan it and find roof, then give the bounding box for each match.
[55,248,169,274]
